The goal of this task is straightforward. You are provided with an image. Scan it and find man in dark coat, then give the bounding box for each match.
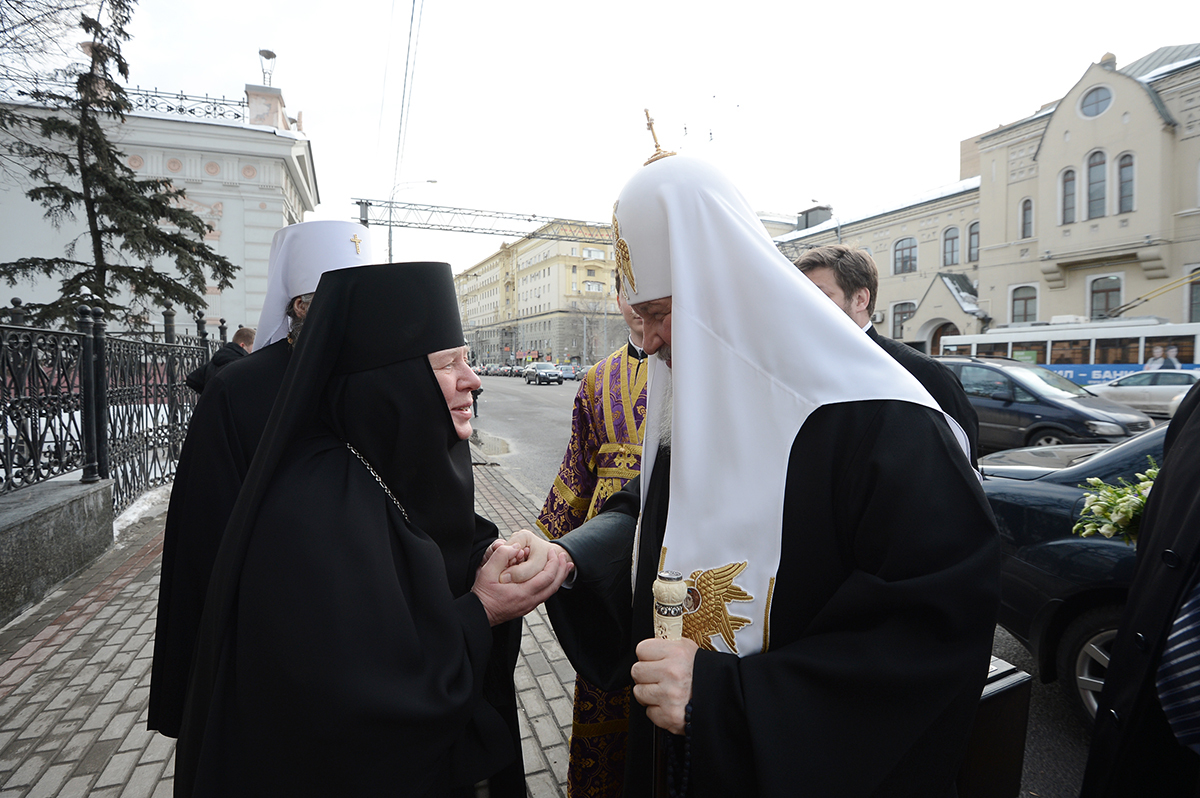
[150,220,372,739]
[1080,379,1200,797]
[184,326,256,393]
[508,155,1000,797]
[795,244,980,466]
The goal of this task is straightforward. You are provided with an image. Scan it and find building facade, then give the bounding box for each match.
[454,224,627,367]
[776,45,1200,355]
[0,84,318,331]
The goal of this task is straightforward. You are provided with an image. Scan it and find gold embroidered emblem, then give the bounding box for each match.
[681,562,754,654]
[612,200,636,294]
[350,233,363,255]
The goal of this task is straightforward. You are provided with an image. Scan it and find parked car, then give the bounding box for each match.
[936,356,1155,454]
[1086,369,1198,418]
[523,362,563,385]
[980,424,1166,721]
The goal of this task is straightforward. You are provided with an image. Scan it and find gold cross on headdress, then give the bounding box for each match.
[643,108,676,166]
[350,234,363,255]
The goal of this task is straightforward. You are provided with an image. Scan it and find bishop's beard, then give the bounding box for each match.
[653,350,672,450]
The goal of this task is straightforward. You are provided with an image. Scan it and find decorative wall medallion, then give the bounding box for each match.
[166,158,182,173]
[242,165,257,179]
[259,202,267,210]
[128,155,144,169]
[204,161,220,176]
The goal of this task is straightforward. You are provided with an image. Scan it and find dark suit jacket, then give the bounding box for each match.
[1080,381,1200,797]
[867,326,980,466]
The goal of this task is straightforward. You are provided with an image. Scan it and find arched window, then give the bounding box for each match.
[1088,152,1107,218]
[943,227,960,267]
[1118,154,1134,214]
[1012,286,1037,323]
[892,302,916,339]
[1062,170,1076,224]
[1191,267,1200,323]
[1021,199,1033,239]
[1090,275,1122,319]
[894,237,917,274]
[967,222,980,263]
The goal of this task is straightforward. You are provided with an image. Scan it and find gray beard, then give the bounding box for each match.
[654,354,672,449]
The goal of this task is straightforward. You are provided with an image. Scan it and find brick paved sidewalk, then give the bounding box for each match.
[0,458,575,798]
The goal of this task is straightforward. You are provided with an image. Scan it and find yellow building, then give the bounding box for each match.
[453,223,626,366]
[776,45,1200,354]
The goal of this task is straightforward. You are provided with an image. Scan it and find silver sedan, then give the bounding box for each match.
[1088,369,1198,417]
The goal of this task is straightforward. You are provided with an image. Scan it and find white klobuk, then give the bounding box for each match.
[258,220,374,346]
[615,156,967,657]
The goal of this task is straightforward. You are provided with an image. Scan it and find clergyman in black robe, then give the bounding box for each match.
[174,262,570,797]
[508,154,1000,797]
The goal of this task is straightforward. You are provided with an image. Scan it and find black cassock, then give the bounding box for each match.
[150,339,291,737]
[548,399,1001,797]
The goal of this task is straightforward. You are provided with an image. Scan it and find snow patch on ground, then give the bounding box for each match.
[113,484,173,540]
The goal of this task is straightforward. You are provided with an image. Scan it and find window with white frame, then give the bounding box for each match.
[1088,152,1107,219]
[582,247,605,260]
[967,222,979,262]
[943,227,960,266]
[1011,285,1037,323]
[1190,267,1200,323]
[893,238,917,274]
[891,302,916,339]
[1118,154,1134,214]
[1062,170,1076,224]
[1020,199,1033,239]
[584,281,603,292]
[1090,275,1122,319]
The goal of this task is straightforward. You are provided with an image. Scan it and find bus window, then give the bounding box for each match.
[976,342,1009,357]
[1096,338,1138,364]
[941,344,969,356]
[1012,342,1046,364]
[1050,339,1090,364]
[1145,336,1193,366]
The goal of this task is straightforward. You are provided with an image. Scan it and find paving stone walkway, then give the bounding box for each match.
[0,457,575,797]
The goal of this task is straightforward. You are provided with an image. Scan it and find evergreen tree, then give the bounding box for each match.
[0,0,237,328]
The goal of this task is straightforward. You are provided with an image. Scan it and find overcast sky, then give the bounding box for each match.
[119,0,1182,272]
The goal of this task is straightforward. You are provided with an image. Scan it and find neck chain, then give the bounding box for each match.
[345,442,411,522]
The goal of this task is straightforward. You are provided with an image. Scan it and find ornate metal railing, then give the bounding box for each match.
[1,301,223,514]
[1,324,87,492]
[126,87,249,122]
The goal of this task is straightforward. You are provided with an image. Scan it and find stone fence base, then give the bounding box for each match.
[0,479,114,626]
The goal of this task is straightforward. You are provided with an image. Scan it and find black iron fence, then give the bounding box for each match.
[1,300,228,514]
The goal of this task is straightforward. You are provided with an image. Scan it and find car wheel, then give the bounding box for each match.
[1056,604,1124,723]
[1028,430,1066,447]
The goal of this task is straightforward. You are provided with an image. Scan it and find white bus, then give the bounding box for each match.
[939,317,1200,385]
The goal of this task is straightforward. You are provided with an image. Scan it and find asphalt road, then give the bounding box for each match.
[474,372,1093,797]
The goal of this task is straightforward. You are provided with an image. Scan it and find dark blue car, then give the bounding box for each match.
[980,424,1166,721]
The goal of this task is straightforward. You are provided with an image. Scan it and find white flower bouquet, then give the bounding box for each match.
[1072,459,1159,545]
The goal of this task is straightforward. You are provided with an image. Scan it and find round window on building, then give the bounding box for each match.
[1081,86,1112,118]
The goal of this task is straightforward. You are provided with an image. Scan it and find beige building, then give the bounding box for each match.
[454,224,626,367]
[776,44,1200,356]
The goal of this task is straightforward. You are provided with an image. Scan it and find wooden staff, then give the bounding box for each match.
[652,570,687,797]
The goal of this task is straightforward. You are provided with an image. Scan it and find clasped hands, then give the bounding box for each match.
[481,529,698,735]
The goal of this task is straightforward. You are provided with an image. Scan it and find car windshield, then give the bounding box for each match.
[1006,363,1092,399]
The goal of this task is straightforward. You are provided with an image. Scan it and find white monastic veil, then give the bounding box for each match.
[616,156,967,658]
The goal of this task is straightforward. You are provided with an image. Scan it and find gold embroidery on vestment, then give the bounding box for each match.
[612,201,636,295]
[680,562,754,654]
[658,547,668,575]
[762,576,776,653]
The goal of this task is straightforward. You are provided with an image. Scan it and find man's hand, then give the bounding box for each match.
[500,529,573,584]
[631,637,698,735]
[471,542,572,625]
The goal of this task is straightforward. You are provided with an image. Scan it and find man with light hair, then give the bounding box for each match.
[150,220,373,737]
[794,244,979,465]
[509,155,999,796]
